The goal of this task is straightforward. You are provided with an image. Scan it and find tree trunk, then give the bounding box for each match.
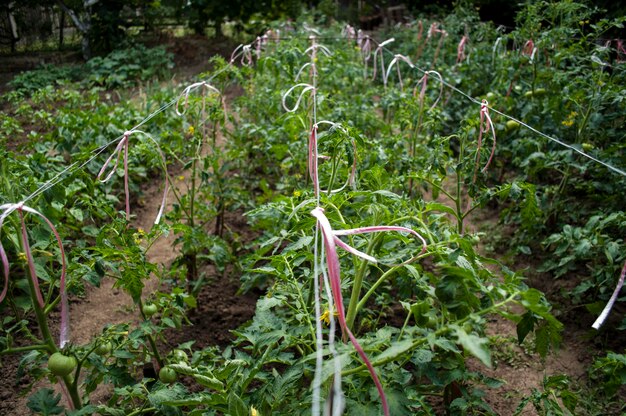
[56,0,92,59]
[59,9,65,49]
[8,2,19,53]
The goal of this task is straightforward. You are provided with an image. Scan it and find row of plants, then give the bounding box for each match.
[1,1,625,414]
[6,44,174,96]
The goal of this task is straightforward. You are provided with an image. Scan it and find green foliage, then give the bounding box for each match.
[27,388,64,416]
[8,45,174,97]
[3,1,626,414]
[84,45,174,89]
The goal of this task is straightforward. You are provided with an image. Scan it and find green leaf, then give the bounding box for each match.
[193,374,224,391]
[283,235,313,253]
[372,340,413,364]
[455,327,491,367]
[227,391,248,416]
[412,348,434,364]
[27,388,64,416]
[148,383,186,416]
[425,202,457,218]
[517,312,536,344]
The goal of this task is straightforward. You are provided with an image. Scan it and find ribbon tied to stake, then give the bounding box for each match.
[97,130,169,225]
[372,38,395,88]
[307,122,358,197]
[473,99,497,181]
[311,206,428,416]
[0,203,69,348]
[413,70,445,111]
[384,54,414,90]
[456,35,469,64]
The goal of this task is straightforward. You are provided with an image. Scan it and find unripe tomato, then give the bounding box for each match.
[486,92,496,101]
[95,341,112,356]
[171,349,188,364]
[582,143,594,151]
[142,303,158,318]
[159,366,177,383]
[505,120,520,132]
[48,352,77,377]
[524,88,546,98]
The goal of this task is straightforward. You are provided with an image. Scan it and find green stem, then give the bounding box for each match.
[326,155,340,195]
[285,256,316,347]
[345,237,380,331]
[21,233,83,409]
[355,249,438,315]
[126,407,157,416]
[0,344,48,355]
[138,299,164,368]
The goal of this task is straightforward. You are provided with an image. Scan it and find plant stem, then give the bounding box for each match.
[138,299,164,368]
[0,344,49,355]
[345,237,379,330]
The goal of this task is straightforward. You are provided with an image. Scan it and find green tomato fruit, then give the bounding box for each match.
[95,341,112,356]
[142,303,158,318]
[159,366,177,384]
[524,88,546,98]
[171,349,188,363]
[505,120,520,132]
[582,143,594,151]
[48,352,77,377]
[486,92,496,101]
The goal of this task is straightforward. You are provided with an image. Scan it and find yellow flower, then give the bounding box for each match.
[320,309,338,326]
[133,228,145,245]
[293,190,302,198]
[177,175,185,181]
[17,252,27,262]
[561,111,577,127]
[250,406,259,416]
[187,125,195,135]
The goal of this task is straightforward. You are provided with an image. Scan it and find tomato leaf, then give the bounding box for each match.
[27,388,64,416]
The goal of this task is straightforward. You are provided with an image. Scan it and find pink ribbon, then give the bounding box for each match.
[457,35,469,64]
[0,203,69,347]
[413,70,444,111]
[229,43,254,66]
[311,207,428,416]
[372,38,395,88]
[385,54,414,90]
[308,122,358,197]
[97,130,169,225]
[472,100,497,184]
[522,39,537,62]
